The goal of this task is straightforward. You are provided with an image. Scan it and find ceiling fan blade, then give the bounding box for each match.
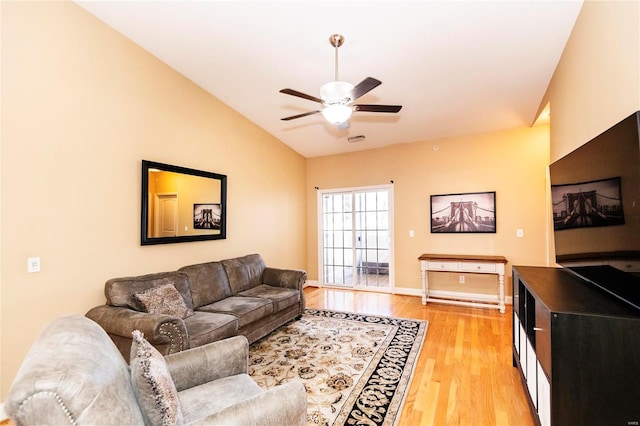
[347,77,382,101]
[281,110,322,121]
[354,104,403,113]
[279,89,323,104]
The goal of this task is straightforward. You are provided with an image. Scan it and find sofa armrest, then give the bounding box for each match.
[85,305,188,353]
[188,380,307,426]
[165,335,249,392]
[262,267,306,291]
[263,267,307,313]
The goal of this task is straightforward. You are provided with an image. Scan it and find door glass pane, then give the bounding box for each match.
[365,212,376,229]
[378,231,389,249]
[343,231,352,248]
[333,230,343,248]
[343,213,352,230]
[376,191,388,210]
[377,211,388,229]
[366,192,377,210]
[343,194,352,213]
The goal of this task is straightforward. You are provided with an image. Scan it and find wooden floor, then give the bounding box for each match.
[304,286,535,426]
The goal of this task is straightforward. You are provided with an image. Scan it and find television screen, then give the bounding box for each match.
[549,111,640,310]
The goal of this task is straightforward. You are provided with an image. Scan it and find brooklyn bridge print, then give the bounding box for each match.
[551,177,624,231]
[431,191,496,233]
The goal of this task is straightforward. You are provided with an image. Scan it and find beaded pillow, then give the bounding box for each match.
[133,280,194,319]
[130,330,184,426]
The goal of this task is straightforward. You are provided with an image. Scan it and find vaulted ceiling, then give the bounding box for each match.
[77,1,583,158]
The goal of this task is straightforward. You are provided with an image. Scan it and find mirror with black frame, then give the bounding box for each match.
[141,160,227,245]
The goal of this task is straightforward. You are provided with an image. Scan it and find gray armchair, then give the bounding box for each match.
[5,315,307,425]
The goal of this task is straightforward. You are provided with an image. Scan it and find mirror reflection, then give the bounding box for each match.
[141,160,226,245]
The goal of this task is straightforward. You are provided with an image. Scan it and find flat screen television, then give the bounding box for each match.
[550,111,640,311]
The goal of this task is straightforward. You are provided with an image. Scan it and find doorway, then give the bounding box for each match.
[319,185,393,291]
[153,193,178,238]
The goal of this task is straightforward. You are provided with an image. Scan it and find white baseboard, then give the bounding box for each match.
[390,287,423,297]
[303,282,512,305]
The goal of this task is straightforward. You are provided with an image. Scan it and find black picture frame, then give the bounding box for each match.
[430,191,496,233]
[551,176,624,231]
[141,160,227,245]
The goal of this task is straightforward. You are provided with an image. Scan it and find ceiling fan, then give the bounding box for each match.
[279,34,402,130]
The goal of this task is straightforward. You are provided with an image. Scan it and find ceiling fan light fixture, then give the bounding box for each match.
[279,33,402,129]
[320,81,354,101]
[321,104,353,124]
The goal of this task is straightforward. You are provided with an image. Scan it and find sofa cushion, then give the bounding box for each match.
[106,271,194,311]
[130,330,184,426]
[133,281,194,319]
[238,284,300,312]
[197,296,274,328]
[178,374,263,424]
[184,312,239,349]
[178,261,232,308]
[222,254,266,294]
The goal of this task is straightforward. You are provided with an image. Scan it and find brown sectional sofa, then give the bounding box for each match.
[86,254,306,361]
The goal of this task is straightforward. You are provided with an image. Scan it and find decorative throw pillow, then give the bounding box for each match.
[133,281,194,319]
[130,330,184,426]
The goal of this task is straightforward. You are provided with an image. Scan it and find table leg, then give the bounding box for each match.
[498,272,506,313]
[421,268,428,305]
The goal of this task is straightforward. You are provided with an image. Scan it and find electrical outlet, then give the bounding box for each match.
[459,275,465,284]
[27,257,41,273]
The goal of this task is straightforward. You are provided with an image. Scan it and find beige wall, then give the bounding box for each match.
[545,0,640,162]
[542,0,639,264]
[0,2,306,398]
[306,124,551,294]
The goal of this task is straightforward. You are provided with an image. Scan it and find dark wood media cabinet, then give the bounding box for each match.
[512,266,640,426]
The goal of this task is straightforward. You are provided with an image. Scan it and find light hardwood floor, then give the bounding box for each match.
[304,286,535,426]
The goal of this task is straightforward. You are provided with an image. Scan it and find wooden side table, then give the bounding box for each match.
[418,253,508,313]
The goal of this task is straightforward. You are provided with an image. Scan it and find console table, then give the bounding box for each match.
[418,253,507,313]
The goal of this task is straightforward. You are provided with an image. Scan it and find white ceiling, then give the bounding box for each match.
[76,1,583,158]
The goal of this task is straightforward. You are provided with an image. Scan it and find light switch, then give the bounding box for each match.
[517,229,524,238]
[27,257,41,273]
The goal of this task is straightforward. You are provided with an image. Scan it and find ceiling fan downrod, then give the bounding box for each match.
[329,34,344,81]
[320,34,353,105]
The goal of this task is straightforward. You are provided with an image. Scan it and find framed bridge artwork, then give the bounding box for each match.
[551,176,624,231]
[193,203,222,230]
[430,191,496,233]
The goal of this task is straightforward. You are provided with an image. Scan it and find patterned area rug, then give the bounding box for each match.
[248,309,428,426]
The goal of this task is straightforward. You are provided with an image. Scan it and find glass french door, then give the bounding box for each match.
[319,186,393,290]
